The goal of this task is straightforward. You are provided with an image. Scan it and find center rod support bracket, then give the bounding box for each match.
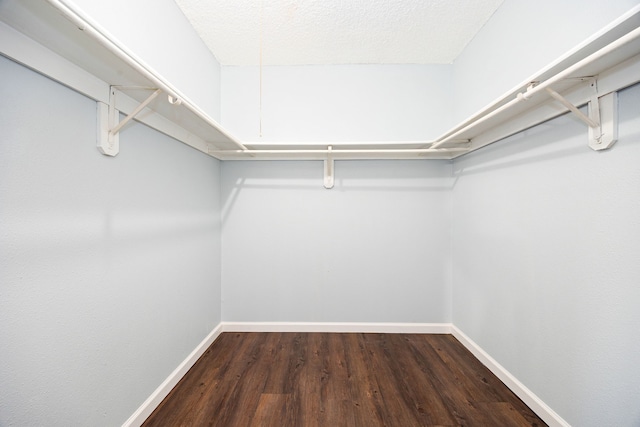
[545,79,618,151]
[324,145,334,189]
[97,87,162,156]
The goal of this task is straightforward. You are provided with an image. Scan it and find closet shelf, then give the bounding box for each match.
[433,10,640,159]
[0,0,246,157]
[1,1,639,161]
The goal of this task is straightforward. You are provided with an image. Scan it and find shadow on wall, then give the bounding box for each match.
[453,113,589,178]
[453,83,640,180]
[220,159,456,226]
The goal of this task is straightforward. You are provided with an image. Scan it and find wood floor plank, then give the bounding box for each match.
[142,332,250,427]
[296,333,325,427]
[387,335,458,425]
[361,333,428,426]
[214,333,275,427]
[250,393,292,427]
[142,333,547,427]
[335,333,362,426]
[261,333,291,394]
[408,335,500,426]
[343,333,387,426]
[430,335,545,426]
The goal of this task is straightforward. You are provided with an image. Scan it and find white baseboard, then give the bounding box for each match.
[121,323,224,427]
[451,325,570,427]
[221,321,453,334]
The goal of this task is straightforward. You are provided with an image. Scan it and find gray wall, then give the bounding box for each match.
[221,160,453,323]
[451,83,640,426]
[221,64,454,142]
[0,56,222,426]
[449,1,640,424]
[220,63,456,324]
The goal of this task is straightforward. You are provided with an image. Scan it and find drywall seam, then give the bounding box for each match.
[121,323,224,427]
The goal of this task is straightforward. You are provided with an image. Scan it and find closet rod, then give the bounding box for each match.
[210,147,469,155]
[243,140,470,147]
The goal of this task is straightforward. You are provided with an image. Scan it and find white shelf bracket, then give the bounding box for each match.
[97,88,119,156]
[324,145,335,189]
[545,80,618,151]
[589,91,618,151]
[97,87,162,156]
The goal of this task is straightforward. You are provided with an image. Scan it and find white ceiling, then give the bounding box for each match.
[173,0,505,66]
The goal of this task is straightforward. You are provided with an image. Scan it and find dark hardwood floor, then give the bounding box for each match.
[143,333,546,427]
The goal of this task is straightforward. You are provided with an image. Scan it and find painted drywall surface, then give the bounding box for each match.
[67,0,222,121]
[452,0,639,124]
[221,64,454,142]
[451,83,640,426]
[0,57,222,426]
[221,160,453,323]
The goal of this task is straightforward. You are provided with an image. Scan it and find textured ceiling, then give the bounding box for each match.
[173,0,504,66]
